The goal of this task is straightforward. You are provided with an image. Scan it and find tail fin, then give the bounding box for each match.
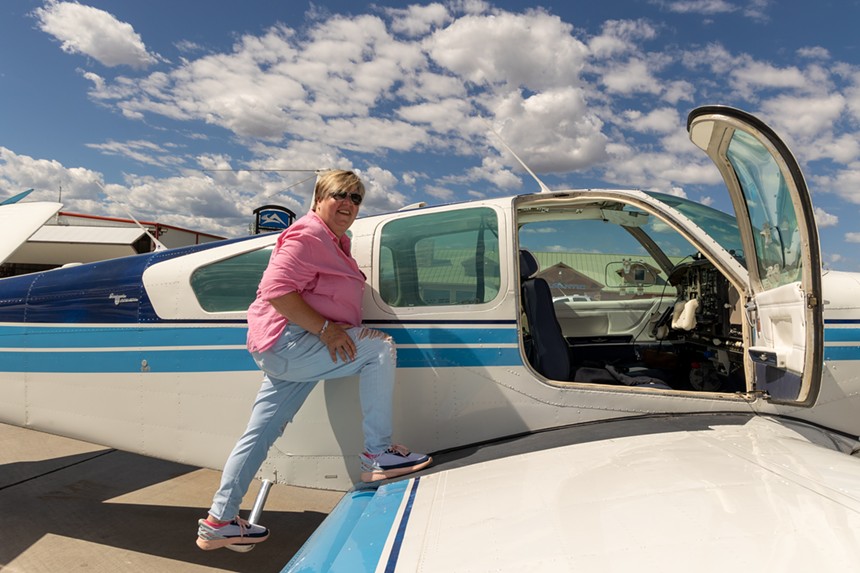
[1,189,34,205]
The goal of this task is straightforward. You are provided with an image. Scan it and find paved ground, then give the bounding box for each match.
[0,423,343,573]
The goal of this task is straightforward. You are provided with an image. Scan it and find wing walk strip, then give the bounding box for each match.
[281,478,420,572]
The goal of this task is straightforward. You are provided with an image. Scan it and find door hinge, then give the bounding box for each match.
[739,389,769,401]
[806,293,819,308]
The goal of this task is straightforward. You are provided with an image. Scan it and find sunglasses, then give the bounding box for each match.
[328,190,363,206]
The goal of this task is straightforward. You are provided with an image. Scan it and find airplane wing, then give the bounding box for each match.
[0,202,62,266]
[283,414,860,572]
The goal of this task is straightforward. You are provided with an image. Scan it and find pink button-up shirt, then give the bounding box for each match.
[246,210,366,353]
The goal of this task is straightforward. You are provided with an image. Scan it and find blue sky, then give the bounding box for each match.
[2,1,860,270]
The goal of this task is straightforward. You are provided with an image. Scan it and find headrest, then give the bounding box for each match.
[519,249,538,279]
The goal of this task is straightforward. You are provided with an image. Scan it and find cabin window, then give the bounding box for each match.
[379,207,500,307]
[190,247,272,312]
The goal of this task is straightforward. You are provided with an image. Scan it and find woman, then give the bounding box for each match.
[196,170,431,552]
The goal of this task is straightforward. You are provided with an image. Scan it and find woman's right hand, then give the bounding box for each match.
[320,322,356,363]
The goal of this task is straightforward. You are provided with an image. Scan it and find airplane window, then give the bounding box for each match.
[520,218,673,304]
[379,208,500,307]
[643,191,745,266]
[190,247,272,312]
[726,129,802,289]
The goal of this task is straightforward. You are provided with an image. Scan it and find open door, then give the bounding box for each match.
[688,106,822,406]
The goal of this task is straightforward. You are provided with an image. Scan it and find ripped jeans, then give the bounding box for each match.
[209,323,396,520]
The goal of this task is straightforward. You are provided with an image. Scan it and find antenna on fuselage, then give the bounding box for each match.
[92,180,168,251]
[485,122,552,193]
[124,208,167,252]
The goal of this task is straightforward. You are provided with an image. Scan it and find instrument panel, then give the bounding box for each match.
[665,256,746,390]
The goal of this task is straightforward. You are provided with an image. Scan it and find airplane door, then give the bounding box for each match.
[687,106,823,406]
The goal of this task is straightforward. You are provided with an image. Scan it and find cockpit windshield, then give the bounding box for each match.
[643,191,745,266]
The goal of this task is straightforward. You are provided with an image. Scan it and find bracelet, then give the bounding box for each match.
[318,319,329,336]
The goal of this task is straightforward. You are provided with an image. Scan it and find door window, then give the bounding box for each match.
[726,129,801,289]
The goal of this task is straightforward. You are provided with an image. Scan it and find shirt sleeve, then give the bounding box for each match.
[257,229,322,301]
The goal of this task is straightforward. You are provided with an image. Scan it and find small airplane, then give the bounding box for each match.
[2,105,860,569]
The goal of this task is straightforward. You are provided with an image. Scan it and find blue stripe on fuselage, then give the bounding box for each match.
[824,346,860,361]
[824,327,860,361]
[0,325,248,348]
[824,328,860,342]
[0,348,258,373]
[2,323,856,374]
[0,324,523,372]
[381,325,518,345]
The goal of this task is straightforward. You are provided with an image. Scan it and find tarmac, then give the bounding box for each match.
[0,422,343,573]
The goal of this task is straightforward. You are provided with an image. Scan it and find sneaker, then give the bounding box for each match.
[196,516,269,551]
[360,444,432,482]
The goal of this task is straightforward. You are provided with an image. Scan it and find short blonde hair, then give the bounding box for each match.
[312,170,365,210]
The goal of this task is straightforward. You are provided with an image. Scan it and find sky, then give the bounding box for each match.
[2,0,860,270]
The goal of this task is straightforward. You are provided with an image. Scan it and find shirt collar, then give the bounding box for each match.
[308,210,351,253]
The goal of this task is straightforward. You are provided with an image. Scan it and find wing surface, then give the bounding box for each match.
[284,414,860,572]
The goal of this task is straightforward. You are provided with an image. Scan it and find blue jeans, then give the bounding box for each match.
[209,323,396,520]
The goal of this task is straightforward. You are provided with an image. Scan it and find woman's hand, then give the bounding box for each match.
[269,293,356,362]
[320,322,356,362]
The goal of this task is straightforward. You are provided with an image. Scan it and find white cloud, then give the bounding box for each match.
[426,10,588,90]
[355,165,408,213]
[35,1,161,69]
[601,59,662,95]
[386,3,450,37]
[85,140,186,168]
[661,80,695,104]
[812,166,860,205]
[587,19,658,59]
[463,155,524,191]
[623,107,681,134]
[425,185,456,201]
[814,206,839,228]
[803,133,860,165]
[652,0,736,15]
[601,141,722,192]
[761,93,846,138]
[396,98,473,134]
[742,0,771,21]
[656,0,770,21]
[845,232,860,243]
[730,59,807,97]
[491,88,609,173]
[797,46,830,60]
[844,70,860,124]
[0,147,104,204]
